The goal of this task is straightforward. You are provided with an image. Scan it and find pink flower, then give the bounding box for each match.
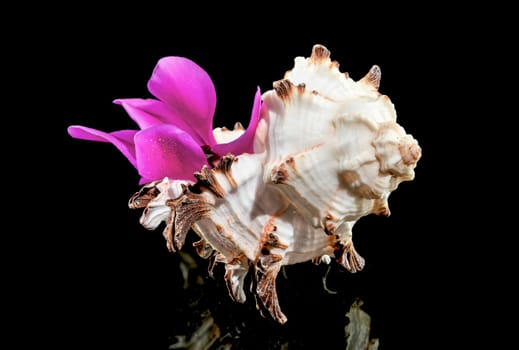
[68,57,261,184]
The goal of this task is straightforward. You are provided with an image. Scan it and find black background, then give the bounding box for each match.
[16,6,505,350]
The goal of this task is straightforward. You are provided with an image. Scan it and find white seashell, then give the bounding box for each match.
[129,44,421,324]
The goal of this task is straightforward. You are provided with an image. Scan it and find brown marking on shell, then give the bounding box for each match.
[323,212,338,235]
[225,214,239,227]
[215,223,224,235]
[270,162,289,184]
[399,142,422,166]
[330,60,340,70]
[270,156,299,184]
[193,238,214,259]
[201,144,220,166]
[162,221,175,252]
[275,78,334,102]
[285,156,296,172]
[261,232,289,255]
[340,170,360,187]
[310,44,331,63]
[373,198,390,217]
[259,210,289,255]
[357,184,378,199]
[273,79,291,99]
[328,234,338,247]
[194,165,226,197]
[217,153,238,189]
[255,257,287,324]
[214,223,240,243]
[174,192,213,250]
[213,223,243,246]
[339,170,379,199]
[360,65,381,91]
[233,122,244,131]
[334,239,365,273]
[258,253,283,268]
[273,79,295,101]
[128,181,161,209]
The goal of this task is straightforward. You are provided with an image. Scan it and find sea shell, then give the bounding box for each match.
[129,44,421,324]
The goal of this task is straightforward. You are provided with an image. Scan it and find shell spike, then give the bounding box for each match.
[273,79,294,101]
[336,239,365,273]
[254,258,287,324]
[360,64,381,91]
[310,44,331,63]
[224,255,250,303]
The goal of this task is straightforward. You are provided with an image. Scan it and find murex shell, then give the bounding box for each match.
[129,44,421,324]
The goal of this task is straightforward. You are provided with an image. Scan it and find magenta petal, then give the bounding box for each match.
[134,124,208,182]
[211,87,262,156]
[113,98,176,129]
[113,98,210,147]
[138,177,154,185]
[147,57,217,146]
[68,126,138,168]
